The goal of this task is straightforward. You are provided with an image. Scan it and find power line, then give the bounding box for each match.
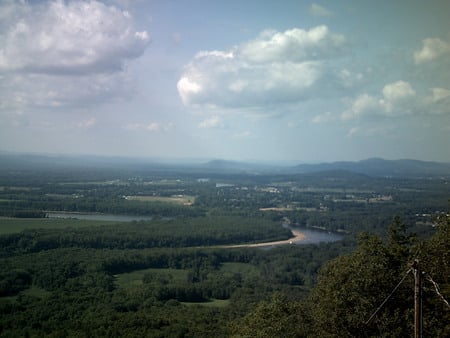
[364,267,412,325]
[426,274,450,310]
[365,261,449,338]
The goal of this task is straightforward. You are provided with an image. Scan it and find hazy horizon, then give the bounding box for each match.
[1,1,450,163]
[3,150,450,167]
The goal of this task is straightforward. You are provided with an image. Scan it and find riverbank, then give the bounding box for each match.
[223,229,306,248]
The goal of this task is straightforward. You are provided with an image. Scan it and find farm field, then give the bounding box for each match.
[0,217,118,234]
[115,268,189,289]
[125,195,196,205]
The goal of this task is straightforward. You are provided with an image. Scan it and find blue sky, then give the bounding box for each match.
[1,0,450,162]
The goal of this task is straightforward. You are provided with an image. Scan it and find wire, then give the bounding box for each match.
[364,268,412,325]
[426,274,450,310]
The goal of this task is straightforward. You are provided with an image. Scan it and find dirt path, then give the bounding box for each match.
[222,229,306,248]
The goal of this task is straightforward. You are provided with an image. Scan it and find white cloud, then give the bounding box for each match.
[379,80,416,114]
[198,115,223,129]
[177,26,345,111]
[346,125,394,138]
[0,0,149,112]
[337,68,363,88]
[414,38,450,64]
[309,4,333,17]
[239,26,345,63]
[312,111,336,123]
[146,122,160,131]
[177,77,203,106]
[0,71,135,112]
[77,117,97,129]
[287,120,303,128]
[342,81,450,120]
[342,93,380,120]
[381,81,415,101]
[232,131,252,139]
[0,0,149,74]
[422,87,450,115]
[125,121,173,132]
[429,87,450,102]
[346,126,360,137]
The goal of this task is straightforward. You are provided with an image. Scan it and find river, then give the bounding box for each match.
[223,225,343,249]
[289,227,343,245]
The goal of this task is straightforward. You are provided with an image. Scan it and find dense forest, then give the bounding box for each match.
[0,155,449,336]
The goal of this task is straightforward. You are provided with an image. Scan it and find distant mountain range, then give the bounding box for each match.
[1,152,449,178]
[203,157,450,177]
[290,157,450,177]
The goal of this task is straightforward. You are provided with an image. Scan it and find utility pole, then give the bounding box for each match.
[412,260,422,338]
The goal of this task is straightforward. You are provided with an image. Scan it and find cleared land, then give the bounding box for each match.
[125,195,196,205]
[0,217,118,235]
[115,268,188,289]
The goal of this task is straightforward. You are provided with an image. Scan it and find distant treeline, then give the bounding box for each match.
[0,215,291,255]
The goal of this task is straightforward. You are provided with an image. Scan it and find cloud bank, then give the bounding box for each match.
[0,0,149,112]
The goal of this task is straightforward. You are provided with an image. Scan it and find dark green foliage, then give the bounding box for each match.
[1,157,449,336]
[310,232,413,337]
[0,269,32,297]
[418,215,450,337]
[231,293,312,337]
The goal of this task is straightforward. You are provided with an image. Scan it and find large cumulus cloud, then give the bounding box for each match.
[177,26,347,110]
[0,0,149,112]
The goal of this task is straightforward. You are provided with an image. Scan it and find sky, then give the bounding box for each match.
[1,0,450,163]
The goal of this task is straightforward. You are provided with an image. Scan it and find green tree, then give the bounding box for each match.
[310,232,412,337]
[418,215,450,337]
[231,293,311,338]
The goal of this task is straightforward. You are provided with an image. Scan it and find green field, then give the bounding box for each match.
[125,195,196,205]
[115,263,258,290]
[0,217,118,235]
[183,298,230,307]
[115,268,189,289]
[115,266,236,308]
[219,262,259,276]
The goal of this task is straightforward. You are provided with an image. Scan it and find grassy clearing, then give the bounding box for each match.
[182,299,230,308]
[114,263,258,308]
[0,217,118,235]
[0,287,51,304]
[0,186,38,191]
[21,286,52,299]
[44,193,82,199]
[220,262,260,276]
[125,195,196,205]
[115,268,189,289]
[115,264,259,290]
